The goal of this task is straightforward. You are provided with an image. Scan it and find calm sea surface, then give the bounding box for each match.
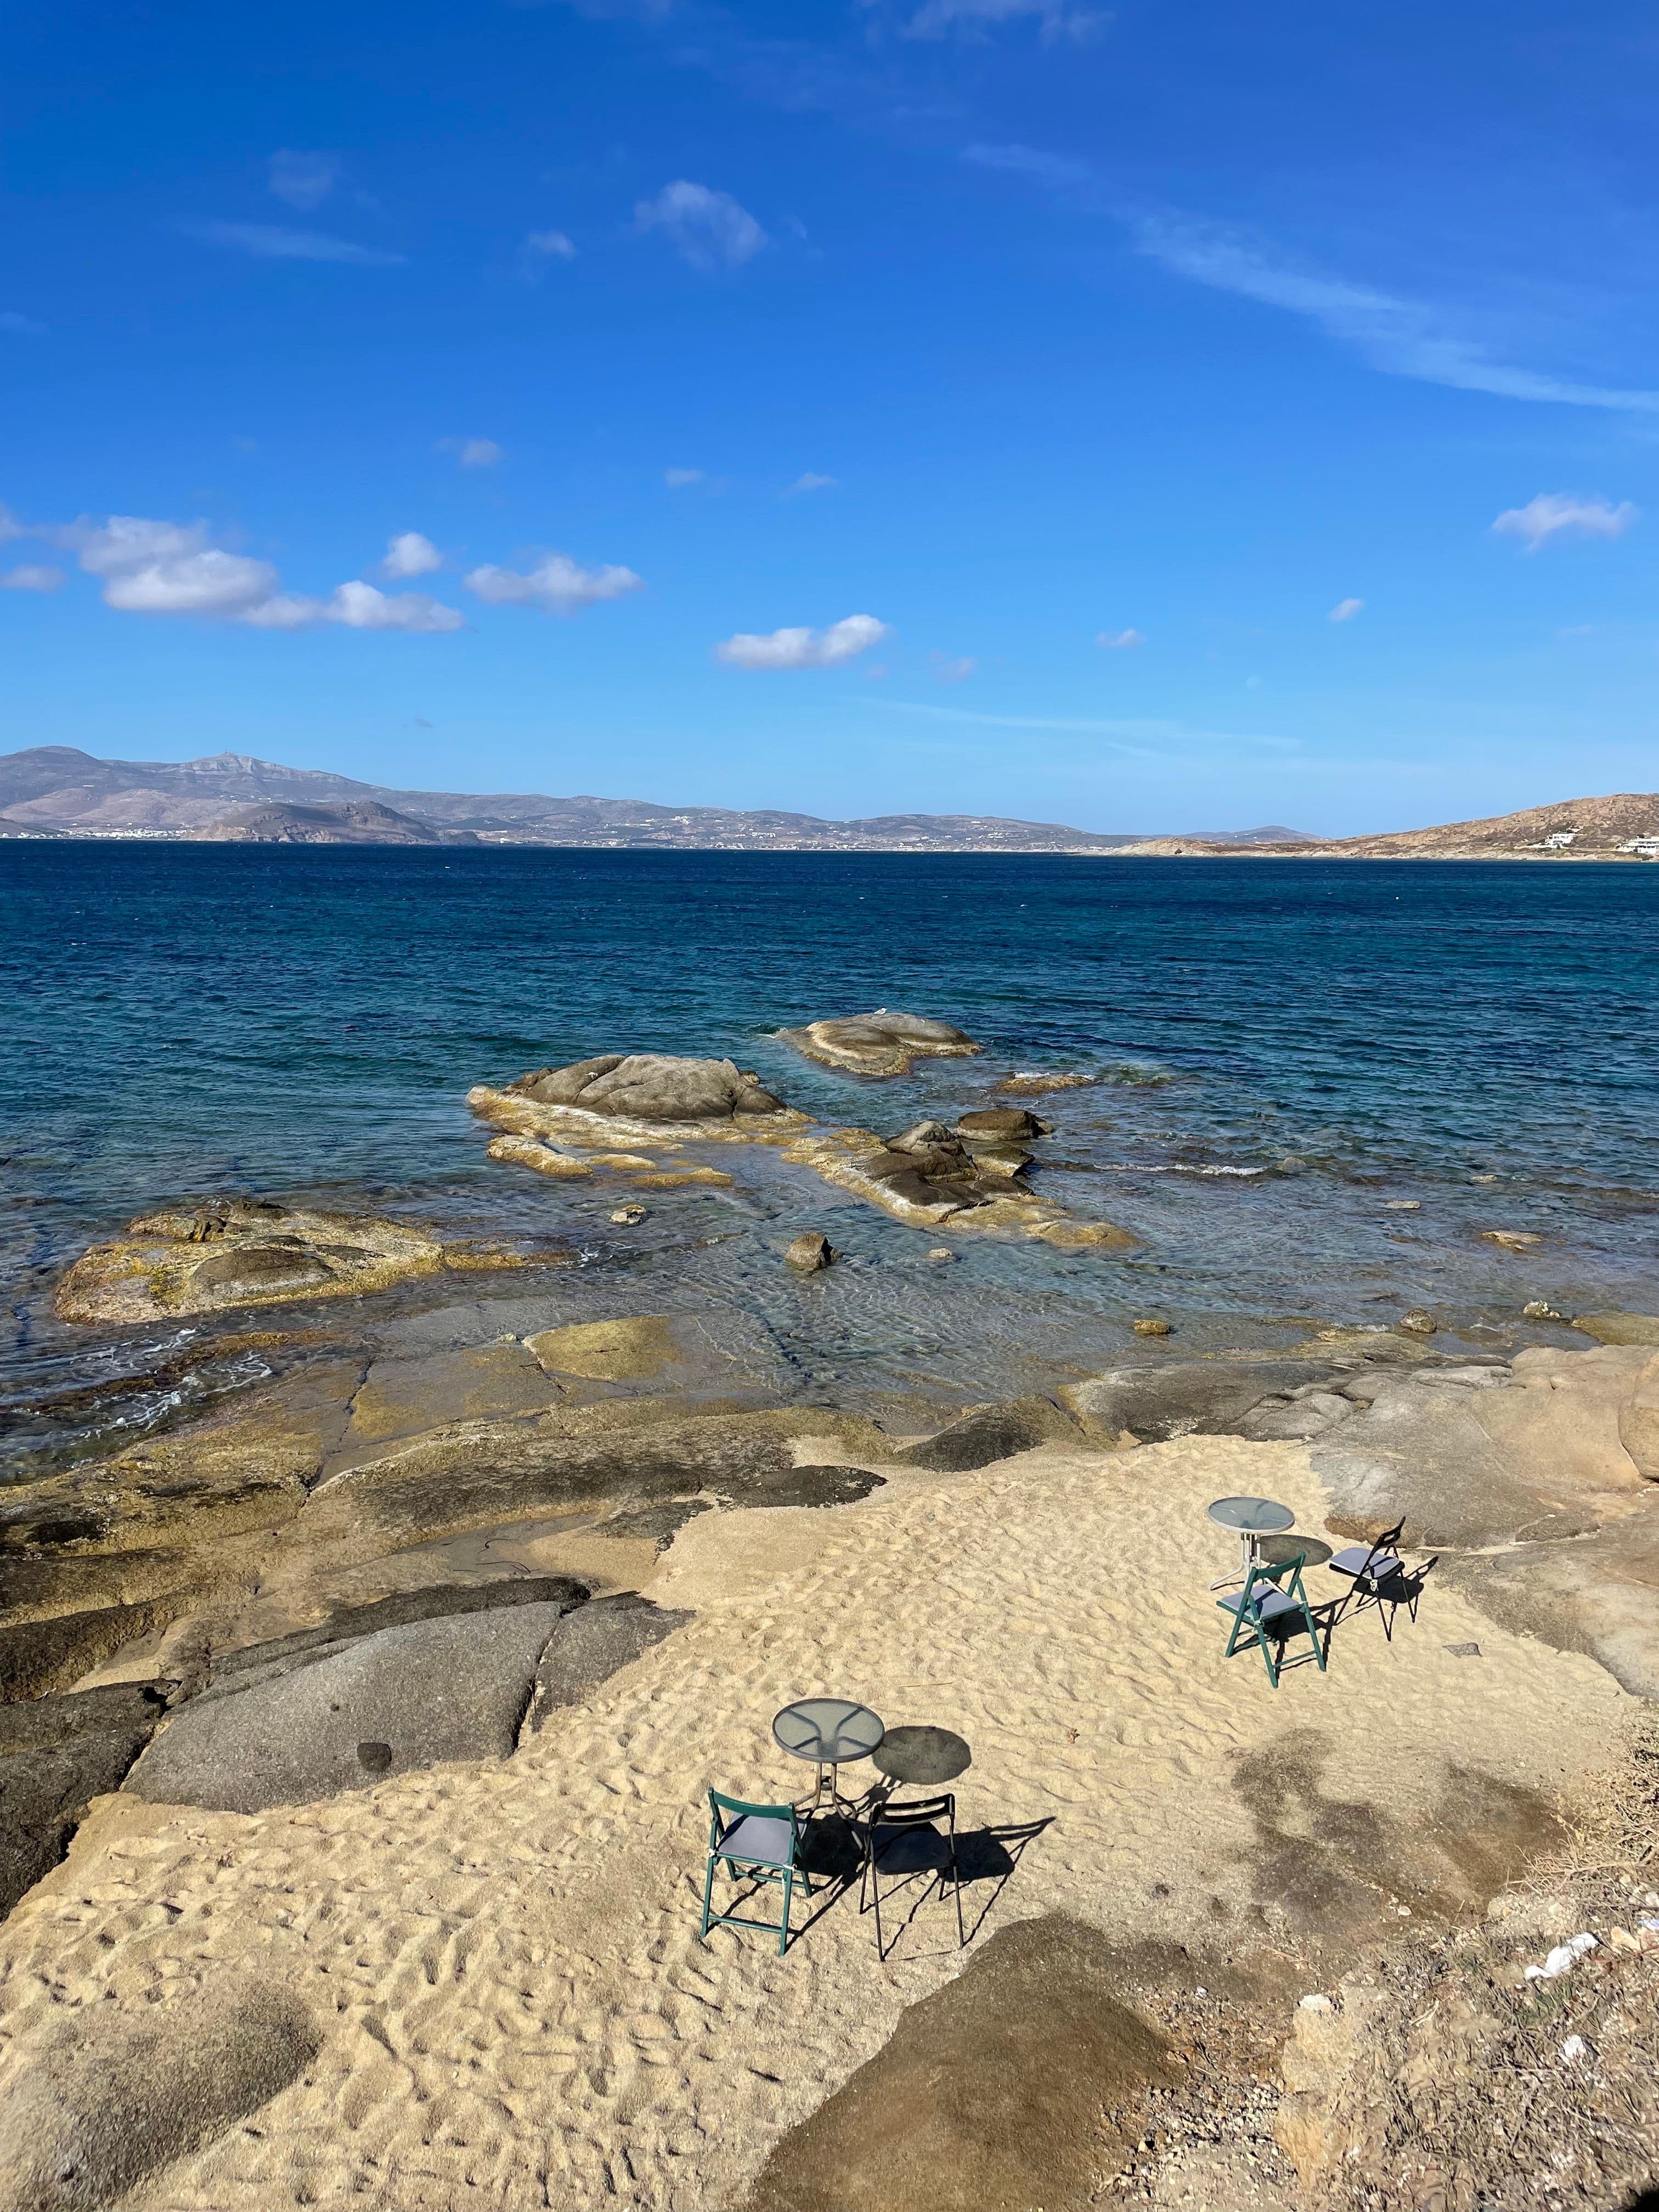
[5,843,1659,1468]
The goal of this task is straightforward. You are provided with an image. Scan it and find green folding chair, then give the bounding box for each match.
[699,1790,814,1956]
[1216,1550,1325,1688]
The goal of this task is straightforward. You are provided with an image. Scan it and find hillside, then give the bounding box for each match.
[0,748,1300,852]
[1300,791,1659,859]
[197,800,472,847]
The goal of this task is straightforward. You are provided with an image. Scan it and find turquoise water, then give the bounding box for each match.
[5,843,1659,1462]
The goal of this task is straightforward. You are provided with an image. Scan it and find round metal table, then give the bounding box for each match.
[1206,1495,1295,1589]
[871,1725,971,1789]
[772,1697,885,1814]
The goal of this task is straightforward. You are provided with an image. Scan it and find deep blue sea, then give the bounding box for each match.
[5,842,1659,1468]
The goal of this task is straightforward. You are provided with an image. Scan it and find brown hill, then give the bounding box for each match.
[1284,792,1659,860]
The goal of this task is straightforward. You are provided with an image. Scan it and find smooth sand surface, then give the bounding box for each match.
[0,1437,1630,2211]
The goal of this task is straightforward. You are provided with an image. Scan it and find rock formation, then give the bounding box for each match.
[54,1198,521,1324]
[778,1011,981,1077]
[470,1054,806,1159]
[781,1120,1135,1250]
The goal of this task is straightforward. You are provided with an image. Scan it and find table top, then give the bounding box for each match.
[772,1697,885,1766]
[871,1725,971,1787]
[1207,1495,1296,1535]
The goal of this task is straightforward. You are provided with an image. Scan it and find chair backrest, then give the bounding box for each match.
[1358,1518,1407,1577]
[871,1792,955,1830]
[1239,1552,1310,1616]
[708,1788,799,1848]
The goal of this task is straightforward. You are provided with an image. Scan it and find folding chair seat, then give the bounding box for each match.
[860,1791,964,1959]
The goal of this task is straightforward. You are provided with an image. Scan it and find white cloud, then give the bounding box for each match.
[1131,213,1659,414]
[715,614,889,669]
[0,311,47,337]
[382,531,443,579]
[635,181,768,273]
[0,565,64,592]
[522,229,577,270]
[244,582,466,633]
[907,0,1105,38]
[438,436,503,469]
[1491,494,1637,553]
[465,551,644,614]
[665,467,705,488]
[63,514,463,632]
[784,472,836,495]
[182,221,405,267]
[1328,597,1364,622]
[1098,627,1144,648]
[963,143,1096,192]
[268,150,342,211]
[933,654,977,683]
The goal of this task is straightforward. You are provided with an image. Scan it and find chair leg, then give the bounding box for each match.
[1259,1627,1280,1688]
[778,1868,792,1956]
[872,1867,884,1961]
[699,1853,718,1939]
[951,1844,965,1947]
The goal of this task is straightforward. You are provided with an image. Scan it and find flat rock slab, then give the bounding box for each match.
[894,1396,1081,1472]
[0,1683,166,1918]
[778,1012,981,1078]
[0,1972,319,2212]
[522,1593,693,1731]
[741,1915,1173,2212]
[1066,1359,1353,1443]
[126,1601,572,1812]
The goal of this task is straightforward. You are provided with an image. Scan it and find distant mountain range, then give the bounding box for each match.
[3,748,1654,860]
[0,748,1304,852]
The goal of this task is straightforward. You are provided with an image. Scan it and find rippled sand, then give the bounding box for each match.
[0,1434,1628,2211]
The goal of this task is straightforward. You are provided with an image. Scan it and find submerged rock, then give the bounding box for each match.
[0,1973,320,2212]
[778,1011,981,1077]
[55,1199,501,1325]
[1572,1311,1659,1347]
[781,1125,1135,1251]
[785,1231,834,1272]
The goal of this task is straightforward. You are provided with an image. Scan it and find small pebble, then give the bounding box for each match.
[1133,1318,1173,1337]
[785,1231,834,1272]
[1383,1199,1421,1211]
[1522,1300,1565,1320]
[926,1247,956,1263]
[610,1204,647,1226]
[1398,1310,1436,1335]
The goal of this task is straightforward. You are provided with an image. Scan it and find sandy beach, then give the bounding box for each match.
[0,1426,1637,2212]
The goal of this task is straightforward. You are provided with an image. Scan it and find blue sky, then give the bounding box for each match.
[3,0,1657,834]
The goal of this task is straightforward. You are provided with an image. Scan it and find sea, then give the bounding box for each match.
[5,841,1659,1478]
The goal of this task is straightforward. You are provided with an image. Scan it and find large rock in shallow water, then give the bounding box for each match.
[778,1011,980,1077]
[0,1974,319,2212]
[126,1600,577,1812]
[506,1053,784,1120]
[54,1198,510,1324]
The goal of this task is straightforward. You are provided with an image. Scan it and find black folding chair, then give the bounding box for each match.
[1327,1520,1432,1639]
[860,1791,964,1960]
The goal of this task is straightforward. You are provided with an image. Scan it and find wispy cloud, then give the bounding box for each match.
[465,551,644,614]
[905,0,1105,42]
[635,181,768,272]
[53,514,462,631]
[437,437,503,469]
[665,467,705,488]
[0,311,47,337]
[963,143,1098,193]
[1491,494,1637,552]
[715,614,889,669]
[1130,213,1659,414]
[519,228,577,280]
[784,471,836,495]
[181,221,406,267]
[933,653,977,682]
[0,565,64,592]
[267,150,342,212]
[382,532,443,579]
[1329,597,1364,622]
[1097,627,1144,649]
